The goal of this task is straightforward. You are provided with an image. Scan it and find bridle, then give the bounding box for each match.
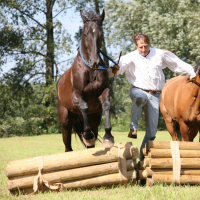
[78,43,108,70]
[78,43,119,70]
[194,82,200,87]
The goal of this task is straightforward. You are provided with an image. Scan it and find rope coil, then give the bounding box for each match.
[32,156,64,194]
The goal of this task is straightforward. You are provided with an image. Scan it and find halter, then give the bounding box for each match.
[79,43,118,70]
[194,82,200,87]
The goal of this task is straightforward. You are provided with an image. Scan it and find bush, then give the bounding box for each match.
[0,117,47,138]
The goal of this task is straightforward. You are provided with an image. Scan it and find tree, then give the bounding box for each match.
[0,0,90,135]
[1,0,76,86]
[105,0,200,67]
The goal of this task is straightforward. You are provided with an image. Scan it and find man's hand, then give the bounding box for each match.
[189,76,196,83]
[112,65,120,75]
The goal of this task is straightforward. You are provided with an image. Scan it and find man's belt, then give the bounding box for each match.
[143,89,161,94]
[134,86,161,94]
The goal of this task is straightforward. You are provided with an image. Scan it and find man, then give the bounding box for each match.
[109,33,196,160]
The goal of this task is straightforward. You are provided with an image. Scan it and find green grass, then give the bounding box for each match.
[0,131,200,200]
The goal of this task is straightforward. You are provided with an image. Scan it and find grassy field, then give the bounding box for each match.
[0,131,200,200]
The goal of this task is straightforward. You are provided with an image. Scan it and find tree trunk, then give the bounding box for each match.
[152,174,200,185]
[46,0,54,86]
[150,158,200,169]
[147,141,200,151]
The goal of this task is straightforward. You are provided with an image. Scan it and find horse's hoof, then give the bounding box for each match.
[103,138,114,149]
[82,132,95,147]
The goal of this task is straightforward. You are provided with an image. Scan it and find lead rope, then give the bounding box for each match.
[31,156,64,194]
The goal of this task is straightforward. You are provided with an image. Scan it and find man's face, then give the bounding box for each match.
[136,40,150,57]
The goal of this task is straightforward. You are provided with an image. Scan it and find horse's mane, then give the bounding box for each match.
[82,8,100,20]
[194,59,200,74]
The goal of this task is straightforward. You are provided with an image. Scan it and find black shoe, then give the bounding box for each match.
[128,129,137,139]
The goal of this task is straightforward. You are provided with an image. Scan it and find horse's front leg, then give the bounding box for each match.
[72,90,95,147]
[99,88,114,148]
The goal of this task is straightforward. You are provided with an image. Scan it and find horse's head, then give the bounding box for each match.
[80,9,105,69]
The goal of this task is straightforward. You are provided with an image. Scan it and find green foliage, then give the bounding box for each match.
[0,117,46,137]
[105,0,200,66]
[1,0,74,85]
[0,81,61,137]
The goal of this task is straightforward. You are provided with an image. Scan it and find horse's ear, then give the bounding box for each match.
[80,10,87,23]
[194,59,200,73]
[197,58,200,66]
[99,10,105,23]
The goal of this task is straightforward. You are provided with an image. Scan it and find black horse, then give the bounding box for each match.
[56,9,114,151]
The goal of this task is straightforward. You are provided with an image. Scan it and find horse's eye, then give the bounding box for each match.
[84,33,87,37]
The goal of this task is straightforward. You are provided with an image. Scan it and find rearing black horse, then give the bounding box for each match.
[57,9,114,151]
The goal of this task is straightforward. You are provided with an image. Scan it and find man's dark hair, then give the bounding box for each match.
[133,33,150,46]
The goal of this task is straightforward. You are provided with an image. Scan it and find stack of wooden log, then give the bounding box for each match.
[6,142,139,195]
[138,141,200,186]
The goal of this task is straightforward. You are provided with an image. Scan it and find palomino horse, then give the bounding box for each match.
[160,59,200,141]
[56,10,114,151]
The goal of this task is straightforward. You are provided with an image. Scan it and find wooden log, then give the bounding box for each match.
[146,177,153,186]
[152,174,200,185]
[10,170,137,195]
[147,141,200,151]
[142,148,147,157]
[150,158,200,168]
[138,161,145,170]
[145,167,200,177]
[8,159,136,190]
[138,170,147,180]
[144,157,150,168]
[149,148,200,158]
[6,142,139,178]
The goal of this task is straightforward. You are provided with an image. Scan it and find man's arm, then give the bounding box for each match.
[108,52,133,77]
[162,50,196,78]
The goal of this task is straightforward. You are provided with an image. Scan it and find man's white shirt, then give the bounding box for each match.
[110,47,196,91]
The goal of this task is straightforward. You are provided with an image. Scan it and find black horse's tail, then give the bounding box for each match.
[175,122,182,141]
[73,115,86,147]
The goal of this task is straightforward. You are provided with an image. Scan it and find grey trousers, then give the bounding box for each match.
[129,86,161,160]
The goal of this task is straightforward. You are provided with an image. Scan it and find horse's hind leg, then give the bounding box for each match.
[99,88,114,148]
[179,120,190,141]
[188,126,199,141]
[165,120,179,141]
[57,99,77,152]
[160,102,179,141]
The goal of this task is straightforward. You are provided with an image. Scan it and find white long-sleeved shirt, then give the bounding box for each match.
[110,47,196,90]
